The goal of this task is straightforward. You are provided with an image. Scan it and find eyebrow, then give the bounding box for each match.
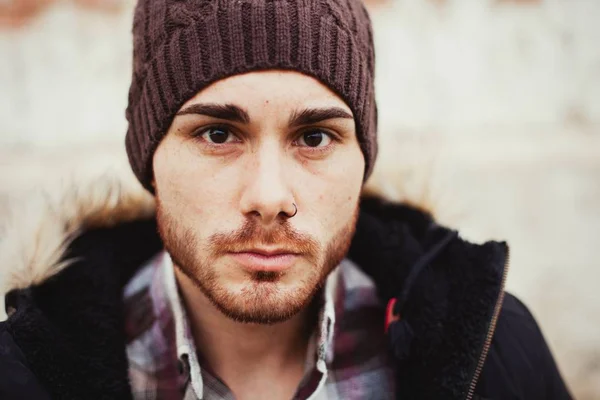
[176,103,250,124]
[288,107,354,127]
[175,103,353,127]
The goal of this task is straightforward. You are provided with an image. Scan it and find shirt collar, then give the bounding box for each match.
[161,252,205,398]
[158,250,342,398]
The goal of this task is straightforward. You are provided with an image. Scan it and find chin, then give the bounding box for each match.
[207,278,317,325]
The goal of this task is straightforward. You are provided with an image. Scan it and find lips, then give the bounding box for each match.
[229,249,300,272]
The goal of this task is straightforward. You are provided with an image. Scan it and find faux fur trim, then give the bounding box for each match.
[0,163,154,321]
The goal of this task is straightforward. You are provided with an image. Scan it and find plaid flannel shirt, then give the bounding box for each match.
[124,252,395,400]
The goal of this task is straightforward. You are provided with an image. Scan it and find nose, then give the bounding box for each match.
[239,144,296,224]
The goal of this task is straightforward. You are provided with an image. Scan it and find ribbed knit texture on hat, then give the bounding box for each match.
[126,0,377,191]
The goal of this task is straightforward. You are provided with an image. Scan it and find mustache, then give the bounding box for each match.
[208,218,320,257]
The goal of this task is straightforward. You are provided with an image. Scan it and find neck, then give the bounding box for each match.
[174,267,317,398]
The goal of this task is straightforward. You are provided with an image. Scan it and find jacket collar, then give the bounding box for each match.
[0,170,507,400]
[354,197,508,399]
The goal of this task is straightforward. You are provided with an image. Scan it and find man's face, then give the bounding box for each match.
[153,70,365,324]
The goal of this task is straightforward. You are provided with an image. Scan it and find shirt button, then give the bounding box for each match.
[316,359,327,372]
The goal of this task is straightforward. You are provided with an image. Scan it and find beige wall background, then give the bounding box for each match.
[0,0,599,398]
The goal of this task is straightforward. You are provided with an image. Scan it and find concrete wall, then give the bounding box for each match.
[1,0,599,397]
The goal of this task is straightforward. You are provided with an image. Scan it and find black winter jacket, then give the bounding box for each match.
[0,187,572,400]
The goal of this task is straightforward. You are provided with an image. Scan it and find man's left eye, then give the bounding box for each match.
[297,131,332,148]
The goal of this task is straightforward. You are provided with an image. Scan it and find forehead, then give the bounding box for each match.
[179,70,353,115]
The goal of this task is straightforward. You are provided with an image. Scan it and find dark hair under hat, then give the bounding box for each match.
[126,0,378,191]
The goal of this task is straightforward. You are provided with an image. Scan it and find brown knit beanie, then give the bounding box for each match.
[126,0,377,192]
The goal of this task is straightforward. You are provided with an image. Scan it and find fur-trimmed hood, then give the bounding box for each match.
[0,164,155,321]
[0,163,510,399]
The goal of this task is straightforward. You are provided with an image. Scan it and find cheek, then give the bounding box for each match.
[318,182,360,231]
[154,140,201,209]
[324,146,364,203]
[306,150,363,242]
[153,137,237,237]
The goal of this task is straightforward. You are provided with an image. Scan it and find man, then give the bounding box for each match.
[0,0,571,399]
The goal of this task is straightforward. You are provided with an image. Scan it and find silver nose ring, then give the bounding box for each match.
[290,203,298,218]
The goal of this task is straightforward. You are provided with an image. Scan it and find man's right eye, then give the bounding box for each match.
[197,127,236,144]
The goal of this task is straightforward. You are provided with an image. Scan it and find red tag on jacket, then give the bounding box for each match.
[385,298,400,334]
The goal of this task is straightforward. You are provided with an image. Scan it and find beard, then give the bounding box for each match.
[156,198,358,325]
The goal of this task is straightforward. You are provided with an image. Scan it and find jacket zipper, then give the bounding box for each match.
[465,246,510,400]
